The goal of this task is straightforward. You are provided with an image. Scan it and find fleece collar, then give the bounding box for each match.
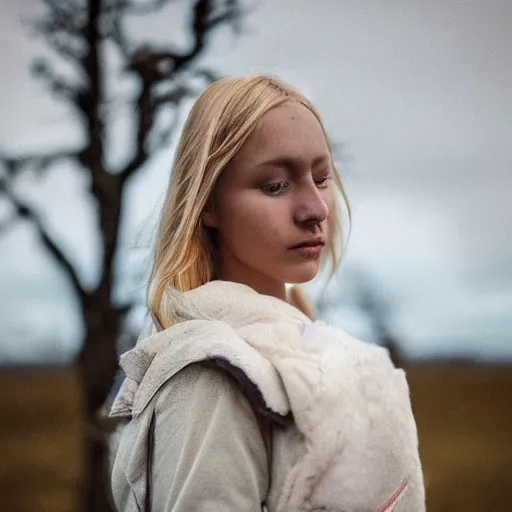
[110,281,308,421]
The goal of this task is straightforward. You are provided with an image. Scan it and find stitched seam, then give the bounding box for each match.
[375,478,409,512]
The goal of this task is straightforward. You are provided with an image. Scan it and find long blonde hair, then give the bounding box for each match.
[148,74,350,328]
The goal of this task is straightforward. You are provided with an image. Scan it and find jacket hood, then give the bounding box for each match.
[162,280,311,327]
[109,281,308,422]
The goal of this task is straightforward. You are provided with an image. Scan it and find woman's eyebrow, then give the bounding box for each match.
[255,154,330,170]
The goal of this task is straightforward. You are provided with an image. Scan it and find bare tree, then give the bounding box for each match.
[318,265,405,368]
[0,1,244,510]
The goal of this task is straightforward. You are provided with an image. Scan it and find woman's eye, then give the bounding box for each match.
[315,176,332,189]
[263,181,289,195]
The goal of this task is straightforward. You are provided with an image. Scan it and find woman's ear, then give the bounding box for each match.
[202,200,219,228]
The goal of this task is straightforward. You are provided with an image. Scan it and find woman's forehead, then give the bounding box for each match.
[237,103,330,165]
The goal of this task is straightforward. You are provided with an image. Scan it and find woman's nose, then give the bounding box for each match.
[294,183,329,226]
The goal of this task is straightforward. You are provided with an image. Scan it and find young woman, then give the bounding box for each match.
[109,75,425,511]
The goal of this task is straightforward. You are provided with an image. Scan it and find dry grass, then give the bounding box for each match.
[0,366,82,512]
[0,362,510,511]
[406,363,512,511]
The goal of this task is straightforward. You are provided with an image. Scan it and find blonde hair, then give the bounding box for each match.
[148,74,350,328]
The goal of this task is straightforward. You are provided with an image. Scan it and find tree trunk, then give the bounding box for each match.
[81,415,114,512]
[78,302,122,512]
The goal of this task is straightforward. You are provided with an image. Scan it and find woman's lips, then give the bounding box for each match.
[290,242,325,258]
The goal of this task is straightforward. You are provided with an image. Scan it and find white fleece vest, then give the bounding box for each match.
[110,281,425,511]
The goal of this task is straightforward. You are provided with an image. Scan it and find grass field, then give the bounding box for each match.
[0,367,82,512]
[0,362,511,511]
[406,362,512,511]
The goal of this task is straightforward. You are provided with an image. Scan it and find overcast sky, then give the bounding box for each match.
[1,0,511,363]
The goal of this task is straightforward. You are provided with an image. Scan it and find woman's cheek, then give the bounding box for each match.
[323,188,335,214]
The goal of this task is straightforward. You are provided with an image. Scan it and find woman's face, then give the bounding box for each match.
[203,102,335,299]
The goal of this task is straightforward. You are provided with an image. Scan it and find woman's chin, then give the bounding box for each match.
[285,262,320,284]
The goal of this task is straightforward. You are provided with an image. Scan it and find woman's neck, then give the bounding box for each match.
[218,270,286,302]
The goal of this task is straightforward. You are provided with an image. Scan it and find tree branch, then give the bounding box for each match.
[153,84,195,108]
[0,149,80,180]
[32,59,80,101]
[123,0,177,16]
[75,0,104,165]
[125,0,243,82]
[0,178,87,305]
[47,33,85,63]
[109,11,131,59]
[38,0,84,33]
[119,81,197,182]
[34,0,86,64]
[116,0,243,183]
[193,67,221,84]
[104,1,178,59]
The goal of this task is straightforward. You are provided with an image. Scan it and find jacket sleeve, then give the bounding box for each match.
[150,362,270,511]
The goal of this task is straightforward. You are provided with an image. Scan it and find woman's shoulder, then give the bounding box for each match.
[154,361,263,415]
[111,361,274,512]
[154,361,246,413]
[159,359,292,428]
[111,319,290,424]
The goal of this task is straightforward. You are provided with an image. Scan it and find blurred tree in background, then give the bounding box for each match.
[0,0,244,509]
[318,264,405,367]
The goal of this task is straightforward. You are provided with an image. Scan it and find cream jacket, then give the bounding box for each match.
[110,281,425,511]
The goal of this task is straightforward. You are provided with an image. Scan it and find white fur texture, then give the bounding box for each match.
[111,281,425,511]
